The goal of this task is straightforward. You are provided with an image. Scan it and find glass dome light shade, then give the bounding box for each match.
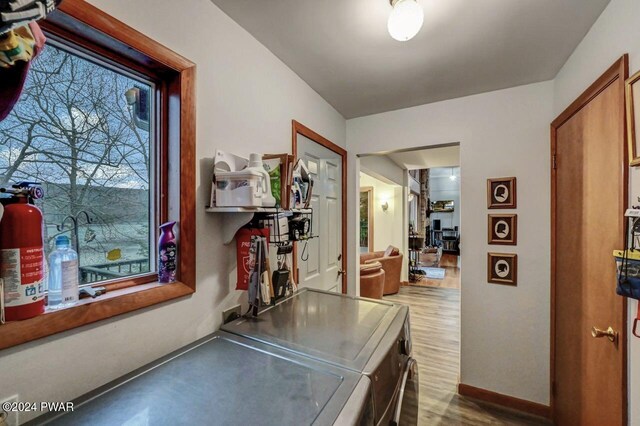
[388,0,424,42]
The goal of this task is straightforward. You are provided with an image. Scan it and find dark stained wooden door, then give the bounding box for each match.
[551,56,628,425]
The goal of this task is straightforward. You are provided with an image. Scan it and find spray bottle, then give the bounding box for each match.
[248,153,276,207]
[158,221,177,283]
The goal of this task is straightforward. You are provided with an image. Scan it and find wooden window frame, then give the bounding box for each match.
[0,0,196,350]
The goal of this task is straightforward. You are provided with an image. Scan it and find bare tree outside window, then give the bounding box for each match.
[0,42,154,285]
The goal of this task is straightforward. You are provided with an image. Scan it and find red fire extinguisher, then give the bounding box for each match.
[0,182,45,321]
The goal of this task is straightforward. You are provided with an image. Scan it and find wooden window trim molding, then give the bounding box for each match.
[0,0,196,351]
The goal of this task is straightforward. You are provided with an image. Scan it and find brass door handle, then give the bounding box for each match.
[591,326,617,343]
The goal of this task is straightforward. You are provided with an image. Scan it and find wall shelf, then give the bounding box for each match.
[205,206,312,244]
[205,207,312,214]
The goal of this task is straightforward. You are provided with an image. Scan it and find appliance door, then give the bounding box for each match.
[34,333,364,426]
[335,376,375,426]
[221,288,402,372]
[393,358,419,426]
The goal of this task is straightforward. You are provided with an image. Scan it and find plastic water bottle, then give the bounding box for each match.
[48,236,79,309]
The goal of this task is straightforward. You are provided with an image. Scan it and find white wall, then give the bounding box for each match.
[409,175,420,195]
[360,155,405,186]
[361,172,408,282]
[0,0,346,423]
[360,156,410,281]
[360,173,404,253]
[348,81,554,405]
[553,0,640,422]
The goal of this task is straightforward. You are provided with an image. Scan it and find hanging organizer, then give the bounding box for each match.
[205,207,313,244]
[230,208,315,316]
[614,206,640,338]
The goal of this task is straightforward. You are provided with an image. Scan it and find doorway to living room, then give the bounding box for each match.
[358,144,506,423]
[357,144,461,298]
[411,166,461,289]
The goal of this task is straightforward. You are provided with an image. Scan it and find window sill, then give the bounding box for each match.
[0,281,194,350]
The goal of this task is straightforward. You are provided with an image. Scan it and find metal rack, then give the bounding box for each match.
[205,207,313,244]
[255,209,314,245]
[408,234,425,283]
[206,207,315,313]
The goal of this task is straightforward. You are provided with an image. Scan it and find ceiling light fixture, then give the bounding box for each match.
[388,0,424,42]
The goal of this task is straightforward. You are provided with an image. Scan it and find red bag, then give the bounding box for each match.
[235,228,269,290]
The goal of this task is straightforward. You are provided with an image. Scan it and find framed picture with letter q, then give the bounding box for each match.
[487,253,517,286]
[488,214,517,245]
[487,177,516,209]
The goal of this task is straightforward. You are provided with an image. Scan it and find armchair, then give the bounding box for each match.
[360,246,403,295]
[359,261,385,299]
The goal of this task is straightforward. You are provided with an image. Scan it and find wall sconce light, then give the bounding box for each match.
[381,201,389,212]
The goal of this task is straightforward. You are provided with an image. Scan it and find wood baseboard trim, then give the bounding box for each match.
[400,280,410,287]
[458,383,551,419]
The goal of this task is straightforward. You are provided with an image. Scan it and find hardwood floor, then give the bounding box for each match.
[385,286,549,425]
[411,254,461,289]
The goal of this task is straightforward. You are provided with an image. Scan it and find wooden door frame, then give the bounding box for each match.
[550,55,628,424]
[292,120,348,294]
[360,186,375,252]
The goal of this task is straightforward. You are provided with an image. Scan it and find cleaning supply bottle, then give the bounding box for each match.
[248,153,276,207]
[158,221,177,283]
[47,235,79,309]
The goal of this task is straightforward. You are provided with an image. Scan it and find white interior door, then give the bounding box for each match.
[296,134,343,292]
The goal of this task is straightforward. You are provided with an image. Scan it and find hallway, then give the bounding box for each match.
[385,286,549,425]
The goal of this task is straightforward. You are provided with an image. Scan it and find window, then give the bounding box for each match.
[1,41,155,286]
[0,0,196,350]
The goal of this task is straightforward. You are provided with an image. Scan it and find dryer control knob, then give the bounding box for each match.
[400,338,412,356]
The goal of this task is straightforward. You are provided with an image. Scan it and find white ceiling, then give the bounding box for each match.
[387,145,459,170]
[210,0,610,118]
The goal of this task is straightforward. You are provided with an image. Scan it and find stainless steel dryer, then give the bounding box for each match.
[29,331,373,426]
[222,288,419,425]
